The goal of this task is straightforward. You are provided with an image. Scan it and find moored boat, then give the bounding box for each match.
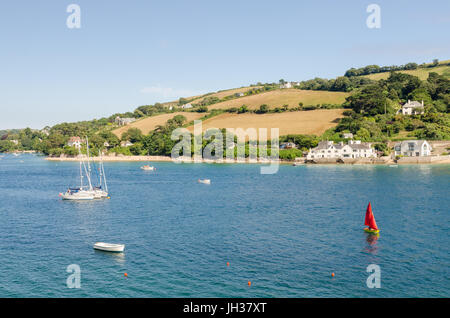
[198,179,211,184]
[93,242,125,252]
[141,165,155,171]
[61,188,95,200]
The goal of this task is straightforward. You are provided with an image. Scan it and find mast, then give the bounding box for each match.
[78,147,84,189]
[85,136,93,190]
[100,150,108,193]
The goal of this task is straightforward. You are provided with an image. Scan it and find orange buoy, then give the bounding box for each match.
[226,262,230,267]
[248,281,251,286]
[124,273,128,277]
[331,272,335,277]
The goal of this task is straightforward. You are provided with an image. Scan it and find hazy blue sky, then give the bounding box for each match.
[1,0,449,129]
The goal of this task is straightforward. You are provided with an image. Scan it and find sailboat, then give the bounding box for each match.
[61,137,109,200]
[364,202,380,234]
[85,139,109,199]
[61,148,95,200]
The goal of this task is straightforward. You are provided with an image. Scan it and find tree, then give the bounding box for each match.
[238,105,249,113]
[121,128,143,143]
[346,84,390,115]
[256,104,269,114]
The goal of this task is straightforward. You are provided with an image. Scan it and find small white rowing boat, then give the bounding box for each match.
[93,242,125,252]
[141,165,155,171]
[198,179,211,184]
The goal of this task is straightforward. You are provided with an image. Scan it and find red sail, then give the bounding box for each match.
[364,202,378,230]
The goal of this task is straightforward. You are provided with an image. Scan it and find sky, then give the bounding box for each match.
[0,0,449,129]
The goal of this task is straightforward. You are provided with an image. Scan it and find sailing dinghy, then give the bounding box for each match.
[364,202,380,234]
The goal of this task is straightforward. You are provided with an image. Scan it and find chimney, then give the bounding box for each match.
[421,100,424,106]
[408,99,410,104]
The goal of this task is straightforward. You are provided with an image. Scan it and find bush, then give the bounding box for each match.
[279,149,303,160]
[238,105,249,113]
[302,105,318,111]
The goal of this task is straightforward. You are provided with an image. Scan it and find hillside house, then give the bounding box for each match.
[280,142,297,150]
[67,137,83,149]
[234,92,245,97]
[393,140,432,157]
[306,140,376,160]
[115,116,136,126]
[120,140,133,147]
[280,82,292,89]
[180,103,193,109]
[342,132,354,139]
[397,100,425,115]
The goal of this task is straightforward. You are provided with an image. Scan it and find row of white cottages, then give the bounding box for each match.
[306,140,376,160]
[306,140,432,160]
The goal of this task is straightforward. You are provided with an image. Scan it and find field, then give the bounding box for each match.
[190,86,262,104]
[201,89,349,111]
[112,112,205,137]
[186,109,344,137]
[362,61,450,81]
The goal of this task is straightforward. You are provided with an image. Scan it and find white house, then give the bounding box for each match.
[181,103,193,109]
[120,140,133,147]
[342,132,354,139]
[397,100,425,115]
[115,116,136,126]
[234,92,245,97]
[10,140,19,145]
[306,140,376,160]
[280,82,292,89]
[67,136,83,149]
[393,140,432,157]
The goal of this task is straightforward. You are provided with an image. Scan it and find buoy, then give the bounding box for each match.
[124,273,128,277]
[248,281,251,286]
[107,197,111,199]
[226,262,230,267]
[331,272,335,277]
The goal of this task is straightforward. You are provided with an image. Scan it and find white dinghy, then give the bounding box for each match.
[198,179,211,184]
[93,242,125,252]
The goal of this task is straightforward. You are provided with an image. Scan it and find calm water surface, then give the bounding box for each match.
[0,154,449,297]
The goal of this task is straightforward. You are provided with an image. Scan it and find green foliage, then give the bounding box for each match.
[279,148,303,160]
[109,146,132,156]
[256,104,269,114]
[196,106,208,113]
[279,134,319,150]
[121,128,143,143]
[344,62,418,77]
[237,105,249,113]
[0,140,16,152]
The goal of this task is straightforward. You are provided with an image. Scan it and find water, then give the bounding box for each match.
[0,154,449,297]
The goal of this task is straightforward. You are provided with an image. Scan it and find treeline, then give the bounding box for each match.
[344,62,420,77]
[294,76,375,92]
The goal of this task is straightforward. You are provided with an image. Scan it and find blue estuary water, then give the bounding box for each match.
[0,154,449,297]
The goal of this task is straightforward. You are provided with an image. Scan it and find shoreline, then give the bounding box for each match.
[44,155,450,165]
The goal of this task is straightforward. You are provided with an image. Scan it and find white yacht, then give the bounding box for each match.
[61,137,109,200]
